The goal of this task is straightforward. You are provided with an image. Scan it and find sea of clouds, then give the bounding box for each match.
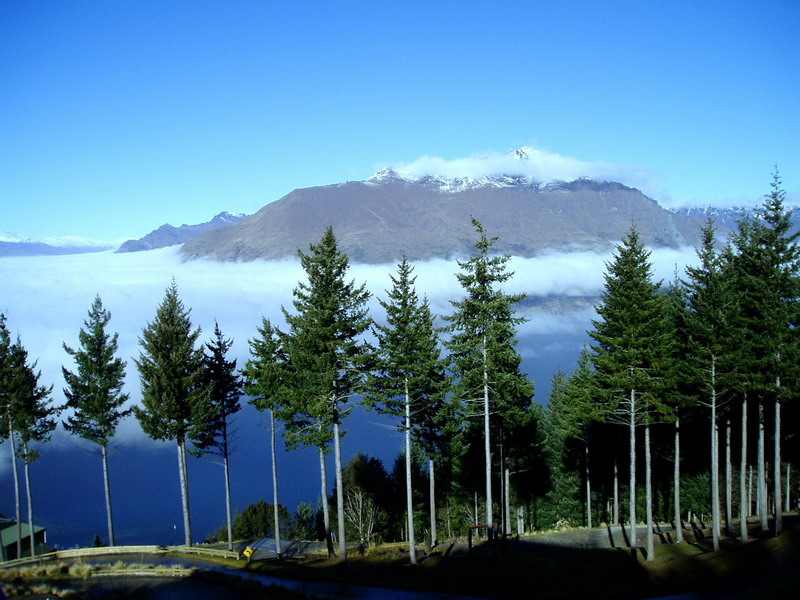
[1,243,700,432]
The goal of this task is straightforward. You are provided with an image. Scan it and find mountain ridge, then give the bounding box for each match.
[180,174,711,264]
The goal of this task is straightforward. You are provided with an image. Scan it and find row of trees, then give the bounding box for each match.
[545,172,800,560]
[3,173,797,565]
[1,215,533,564]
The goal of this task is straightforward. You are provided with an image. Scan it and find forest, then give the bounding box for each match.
[1,173,798,565]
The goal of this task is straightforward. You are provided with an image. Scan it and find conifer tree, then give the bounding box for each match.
[589,226,671,560]
[62,295,130,547]
[444,218,534,541]
[561,348,603,528]
[542,370,585,527]
[366,257,449,563]
[681,221,738,549]
[279,226,372,563]
[192,321,242,551]
[134,280,207,546]
[0,313,23,556]
[730,171,799,535]
[243,317,289,557]
[7,334,56,556]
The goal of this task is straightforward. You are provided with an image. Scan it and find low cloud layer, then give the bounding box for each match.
[385,146,657,194]
[0,242,699,457]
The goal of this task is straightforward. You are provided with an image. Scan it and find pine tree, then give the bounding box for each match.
[7,334,56,557]
[243,317,288,557]
[0,313,23,556]
[730,171,799,535]
[191,321,242,552]
[62,295,131,547]
[681,221,738,549]
[134,280,207,546]
[279,226,372,563]
[542,370,584,527]
[366,257,449,563]
[589,226,671,560]
[444,218,534,541]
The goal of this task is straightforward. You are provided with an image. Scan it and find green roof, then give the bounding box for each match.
[1,521,46,547]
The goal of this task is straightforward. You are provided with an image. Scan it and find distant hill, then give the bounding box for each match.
[180,172,712,264]
[0,233,112,257]
[116,211,247,253]
[670,206,800,236]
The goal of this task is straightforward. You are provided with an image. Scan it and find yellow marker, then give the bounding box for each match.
[243,547,254,560]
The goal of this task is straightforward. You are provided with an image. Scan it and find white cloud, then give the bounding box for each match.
[384,145,656,192]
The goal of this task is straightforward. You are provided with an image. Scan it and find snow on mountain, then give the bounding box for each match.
[367,147,603,194]
[116,211,248,253]
[0,231,32,243]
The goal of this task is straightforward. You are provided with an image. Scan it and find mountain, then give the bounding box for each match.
[670,206,800,235]
[116,211,247,253]
[0,232,113,257]
[180,171,711,264]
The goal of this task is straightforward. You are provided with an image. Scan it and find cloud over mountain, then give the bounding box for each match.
[385,146,655,191]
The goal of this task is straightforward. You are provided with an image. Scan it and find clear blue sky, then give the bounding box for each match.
[2,0,799,242]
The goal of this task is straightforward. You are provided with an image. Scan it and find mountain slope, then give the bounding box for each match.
[181,175,710,264]
[116,211,246,252]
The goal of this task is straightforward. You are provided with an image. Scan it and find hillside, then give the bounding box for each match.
[181,174,710,264]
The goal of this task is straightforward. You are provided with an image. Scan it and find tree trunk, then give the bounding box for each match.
[774,388,782,535]
[23,445,35,557]
[758,401,767,532]
[725,418,732,535]
[585,441,592,530]
[177,439,192,546]
[404,381,417,565]
[270,410,281,556]
[740,394,748,541]
[429,457,437,548]
[674,418,683,542]
[645,423,654,561]
[613,456,619,526]
[333,408,347,563]
[9,420,22,558]
[786,464,791,513]
[711,378,720,552]
[101,444,116,546]
[319,446,334,558]
[504,466,512,536]
[482,336,493,540]
[629,388,637,550]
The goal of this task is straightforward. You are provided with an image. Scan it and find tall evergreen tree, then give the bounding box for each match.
[7,334,56,556]
[243,317,289,557]
[134,280,207,546]
[0,313,23,556]
[681,221,738,550]
[754,171,799,535]
[62,295,130,547]
[729,173,800,536]
[279,226,372,563]
[542,369,585,527]
[589,226,671,560]
[192,321,242,551]
[366,257,448,563]
[561,348,603,528]
[444,218,534,541]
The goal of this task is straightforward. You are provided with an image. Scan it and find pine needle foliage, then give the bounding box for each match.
[134,280,207,443]
[279,226,372,449]
[62,295,130,447]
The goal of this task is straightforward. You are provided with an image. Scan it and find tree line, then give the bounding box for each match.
[1,173,798,564]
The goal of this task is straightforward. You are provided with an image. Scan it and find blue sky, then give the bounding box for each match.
[2,0,799,242]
